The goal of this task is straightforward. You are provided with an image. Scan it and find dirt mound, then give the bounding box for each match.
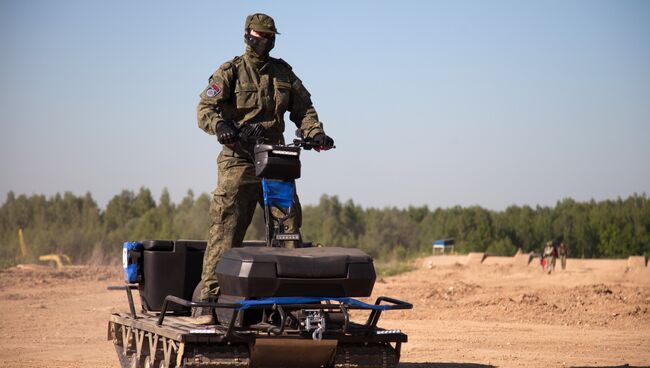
[465,252,485,265]
[420,281,482,301]
[372,259,650,329]
[512,251,532,267]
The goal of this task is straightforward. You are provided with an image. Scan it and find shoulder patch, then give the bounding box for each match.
[205,84,221,97]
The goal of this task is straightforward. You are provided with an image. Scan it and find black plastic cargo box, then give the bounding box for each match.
[215,246,376,298]
[254,144,301,179]
[138,240,206,313]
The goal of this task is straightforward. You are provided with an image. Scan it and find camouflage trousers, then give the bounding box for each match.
[545,256,556,274]
[200,149,302,301]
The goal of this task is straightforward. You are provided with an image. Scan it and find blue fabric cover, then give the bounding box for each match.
[122,241,142,283]
[236,296,392,311]
[262,179,295,209]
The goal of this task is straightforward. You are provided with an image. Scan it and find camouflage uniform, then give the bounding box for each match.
[558,242,567,270]
[197,14,326,302]
[543,242,556,274]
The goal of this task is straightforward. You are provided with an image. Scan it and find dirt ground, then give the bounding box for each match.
[0,257,648,368]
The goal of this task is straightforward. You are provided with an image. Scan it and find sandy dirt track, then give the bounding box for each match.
[0,257,648,368]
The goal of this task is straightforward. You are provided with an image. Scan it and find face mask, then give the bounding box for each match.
[245,32,275,56]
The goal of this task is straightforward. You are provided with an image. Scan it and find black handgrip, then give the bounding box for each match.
[292,138,336,150]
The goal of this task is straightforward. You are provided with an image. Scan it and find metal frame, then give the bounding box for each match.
[107,288,411,340]
[108,284,139,318]
[156,294,412,336]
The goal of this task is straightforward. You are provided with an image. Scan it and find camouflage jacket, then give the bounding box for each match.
[197,52,324,144]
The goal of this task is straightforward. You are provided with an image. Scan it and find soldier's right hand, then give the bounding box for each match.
[216,122,237,145]
[312,133,335,151]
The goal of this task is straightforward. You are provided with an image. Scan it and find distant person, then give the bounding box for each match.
[558,242,568,270]
[543,241,556,274]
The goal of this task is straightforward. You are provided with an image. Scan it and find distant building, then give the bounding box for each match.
[432,239,455,254]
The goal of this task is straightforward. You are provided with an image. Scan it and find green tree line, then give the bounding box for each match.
[1,190,648,268]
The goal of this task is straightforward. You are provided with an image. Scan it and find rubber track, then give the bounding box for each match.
[180,343,397,368]
[182,345,250,368]
[333,344,398,368]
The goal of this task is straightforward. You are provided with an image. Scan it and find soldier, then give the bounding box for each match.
[543,241,556,274]
[194,13,334,324]
[558,242,568,270]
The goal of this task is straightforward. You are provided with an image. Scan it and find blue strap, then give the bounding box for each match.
[236,296,392,311]
[122,241,142,283]
[262,179,295,209]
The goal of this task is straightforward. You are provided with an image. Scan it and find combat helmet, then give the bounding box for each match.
[245,13,280,34]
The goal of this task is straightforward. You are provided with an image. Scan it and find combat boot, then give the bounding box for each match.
[191,282,219,325]
[193,310,215,325]
[191,296,217,325]
[192,305,215,325]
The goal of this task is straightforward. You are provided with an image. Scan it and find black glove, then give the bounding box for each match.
[216,122,237,144]
[312,133,334,149]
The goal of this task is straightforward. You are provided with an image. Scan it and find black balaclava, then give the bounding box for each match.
[244,30,275,58]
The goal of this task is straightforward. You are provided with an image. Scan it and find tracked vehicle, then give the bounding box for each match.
[108,138,412,368]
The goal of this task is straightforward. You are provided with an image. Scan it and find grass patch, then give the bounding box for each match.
[374,259,415,277]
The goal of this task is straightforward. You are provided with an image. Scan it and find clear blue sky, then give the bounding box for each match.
[1,0,649,210]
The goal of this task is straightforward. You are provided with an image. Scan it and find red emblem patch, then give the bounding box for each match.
[206,84,222,98]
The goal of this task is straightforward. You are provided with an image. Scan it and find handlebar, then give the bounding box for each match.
[237,136,335,151]
[291,138,336,151]
[233,123,335,151]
